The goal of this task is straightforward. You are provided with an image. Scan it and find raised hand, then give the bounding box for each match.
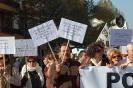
[106,63,114,68]
[56,63,61,72]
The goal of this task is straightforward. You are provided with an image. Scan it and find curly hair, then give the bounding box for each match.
[87,42,102,58]
[96,41,105,47]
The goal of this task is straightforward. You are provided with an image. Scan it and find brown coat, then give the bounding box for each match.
[0,66,21,88]
[48,59,80,88]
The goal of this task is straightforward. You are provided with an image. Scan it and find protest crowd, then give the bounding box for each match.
[0,40,133,88]
[0,15,132,88]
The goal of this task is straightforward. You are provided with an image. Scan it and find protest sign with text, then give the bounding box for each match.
[28,20,58,46]
[0,37,15,54]
[80,66,133,88]
[14,39,37,57]
[58,18,88,43]
[110,29,132,46]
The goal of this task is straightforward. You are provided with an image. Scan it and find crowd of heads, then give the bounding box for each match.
[55,41,133,67]
[0,41,133,88]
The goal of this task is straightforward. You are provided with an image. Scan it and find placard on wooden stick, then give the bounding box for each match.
[28,20,58,47]
[28,20,58,61]
[0,37,15,54]
[58,18,88,43]
[14,39,37,57]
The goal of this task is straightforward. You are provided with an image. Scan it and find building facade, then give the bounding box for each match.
[0,0,23,39]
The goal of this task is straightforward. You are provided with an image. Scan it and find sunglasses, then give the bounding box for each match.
[112,55,120,58]
[27,60,36,63]
[96,50,102,53]
[0,57,3,60]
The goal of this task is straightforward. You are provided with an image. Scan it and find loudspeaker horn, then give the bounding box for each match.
[110,14,125,28]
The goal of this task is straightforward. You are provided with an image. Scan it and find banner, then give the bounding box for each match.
[80,66,133,88]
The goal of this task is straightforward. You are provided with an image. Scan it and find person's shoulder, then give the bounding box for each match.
[102,58,109,64]
[50,62,56,69]
[11,66,19,74]
[12,66,17,70]
[70,59,81,66]
[117,58,127,66]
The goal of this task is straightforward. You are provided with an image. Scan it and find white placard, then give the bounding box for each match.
[14,39,37,56]
[80,66,133,88]
[58,18,87,43]
[28,20,58,47]
[0,37,15,54]
[121,46,127,54]
[110,29,132,46]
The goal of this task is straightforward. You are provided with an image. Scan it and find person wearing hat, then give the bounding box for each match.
[21,56,44,88]
[0,54,21,88]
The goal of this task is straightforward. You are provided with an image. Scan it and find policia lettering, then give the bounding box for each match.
[107,73,133,88]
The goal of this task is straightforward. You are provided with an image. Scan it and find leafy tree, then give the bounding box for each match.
[87,0,120,44]
[93,0,119,24]
[15,0,95,47]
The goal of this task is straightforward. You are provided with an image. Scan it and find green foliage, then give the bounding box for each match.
[15,0,94,47]
[86,0,121,45]
[15,0,121,48]
[93,0,119,23]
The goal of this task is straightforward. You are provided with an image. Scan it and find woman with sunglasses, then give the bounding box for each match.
[21,56,44,88]
[108,50,122,66]
[85,42,109,66]
[0,54,21,88]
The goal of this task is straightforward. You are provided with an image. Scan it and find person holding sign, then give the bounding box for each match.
[86,42,109,66]
[49,43,80,88]
[21,56,44,88]
[0,54,21,88]
[108,50,122,66]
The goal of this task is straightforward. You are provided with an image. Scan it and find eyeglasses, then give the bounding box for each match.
[27,60,36,63]
[112,55,120,58]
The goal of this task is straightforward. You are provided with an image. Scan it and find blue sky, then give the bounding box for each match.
[94,0,133,29]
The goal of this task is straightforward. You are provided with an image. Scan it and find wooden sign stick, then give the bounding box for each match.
[48,42,57,61]
[3,54,5,69]
[62,40,70,62]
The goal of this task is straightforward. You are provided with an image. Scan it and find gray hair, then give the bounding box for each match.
[126,42,133,50]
